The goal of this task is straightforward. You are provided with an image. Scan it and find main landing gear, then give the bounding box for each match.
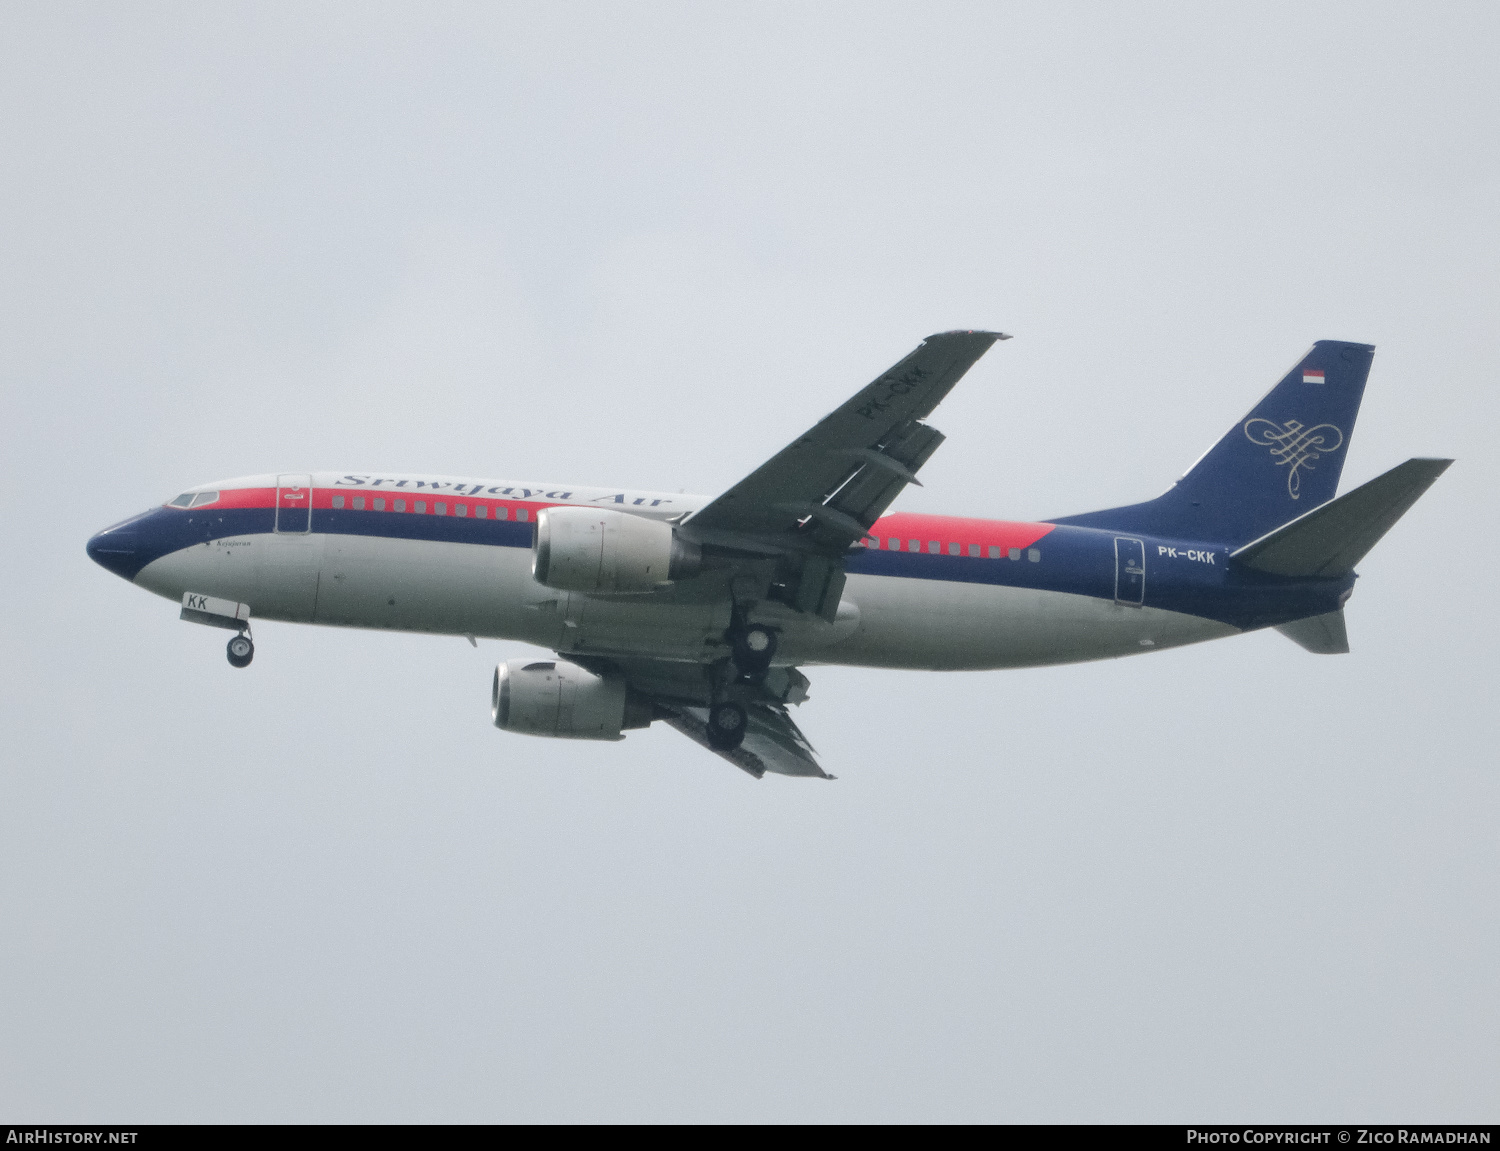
[706,701,748,751]
[226,632,254,669]
[728,622,778,684]
[704,614,777,750]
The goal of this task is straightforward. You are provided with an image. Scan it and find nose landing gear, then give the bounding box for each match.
[226,633,254,669]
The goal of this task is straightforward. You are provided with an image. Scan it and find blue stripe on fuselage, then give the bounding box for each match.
[847,523,1352,630]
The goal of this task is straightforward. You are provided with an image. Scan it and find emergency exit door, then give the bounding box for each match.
[1114,537,1145,605]
[276,474,312,533]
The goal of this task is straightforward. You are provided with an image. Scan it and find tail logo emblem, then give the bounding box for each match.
[1243,418,1344,499]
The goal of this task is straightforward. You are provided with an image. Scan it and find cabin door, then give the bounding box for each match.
[1114,537,1145,606]
[275,474,312,533]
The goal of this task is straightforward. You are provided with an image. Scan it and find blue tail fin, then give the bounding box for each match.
[1050,340,1375,545]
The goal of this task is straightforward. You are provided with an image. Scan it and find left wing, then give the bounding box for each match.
[661,702,830,780]
[564,332,1009,777]
[682,330,1007,555]
[679,329,1007,621]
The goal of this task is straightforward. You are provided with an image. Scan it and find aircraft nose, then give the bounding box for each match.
[86,513,152,581]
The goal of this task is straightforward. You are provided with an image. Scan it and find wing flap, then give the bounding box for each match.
[662,703,832,780]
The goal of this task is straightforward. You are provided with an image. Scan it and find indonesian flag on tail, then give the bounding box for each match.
[1303,369,1326,384]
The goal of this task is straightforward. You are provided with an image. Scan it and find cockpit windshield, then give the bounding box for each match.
[167,491,220,509]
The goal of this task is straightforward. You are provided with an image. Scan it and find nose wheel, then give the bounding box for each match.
[226,633,254,668]
[706,701,748,751]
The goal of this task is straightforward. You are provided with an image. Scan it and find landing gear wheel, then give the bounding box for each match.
[226,634,254,669]
[730,625,777,683]
[706,701,748,751]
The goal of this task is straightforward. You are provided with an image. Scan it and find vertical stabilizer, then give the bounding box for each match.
[1052,340,1375,545]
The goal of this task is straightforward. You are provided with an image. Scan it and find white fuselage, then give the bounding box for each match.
[125,473,1237,672]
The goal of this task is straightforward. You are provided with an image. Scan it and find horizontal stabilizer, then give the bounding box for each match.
[1232,458,1453,577]
[1275,610,1350,654]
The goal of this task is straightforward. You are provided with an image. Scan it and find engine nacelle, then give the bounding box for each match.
[491,659,651,741]
[532,506,700,593]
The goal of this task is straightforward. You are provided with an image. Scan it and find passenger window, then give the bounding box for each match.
[948,542,960,556]
[475,505,487,518]
[1008,547,1021,560]
[889,538,900,550]
[435,502,446,515]
[968,544,980,558]
[353,497,365,510]
[332,496,345,509]
[374,498,385,511]
[415,501,427,513]
[908,539,919,552]
[394,499,406,512]
[517,508,528,522]
[455,504,467,517]
[1028,548,1040,562]
[928,541,940,554]
[988,545,1001,559]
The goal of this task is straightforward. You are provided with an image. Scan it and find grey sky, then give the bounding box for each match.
[2,2,1496,1122]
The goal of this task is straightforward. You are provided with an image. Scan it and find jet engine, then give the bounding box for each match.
[492,658,652,741]
[532,506,700,594]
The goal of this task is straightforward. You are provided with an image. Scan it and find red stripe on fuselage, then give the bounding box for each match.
[863,512,1053,551]
[167,486,562,522]
[170,489,1056,549]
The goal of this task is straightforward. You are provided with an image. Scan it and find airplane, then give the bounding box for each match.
[86,332,1451,780]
